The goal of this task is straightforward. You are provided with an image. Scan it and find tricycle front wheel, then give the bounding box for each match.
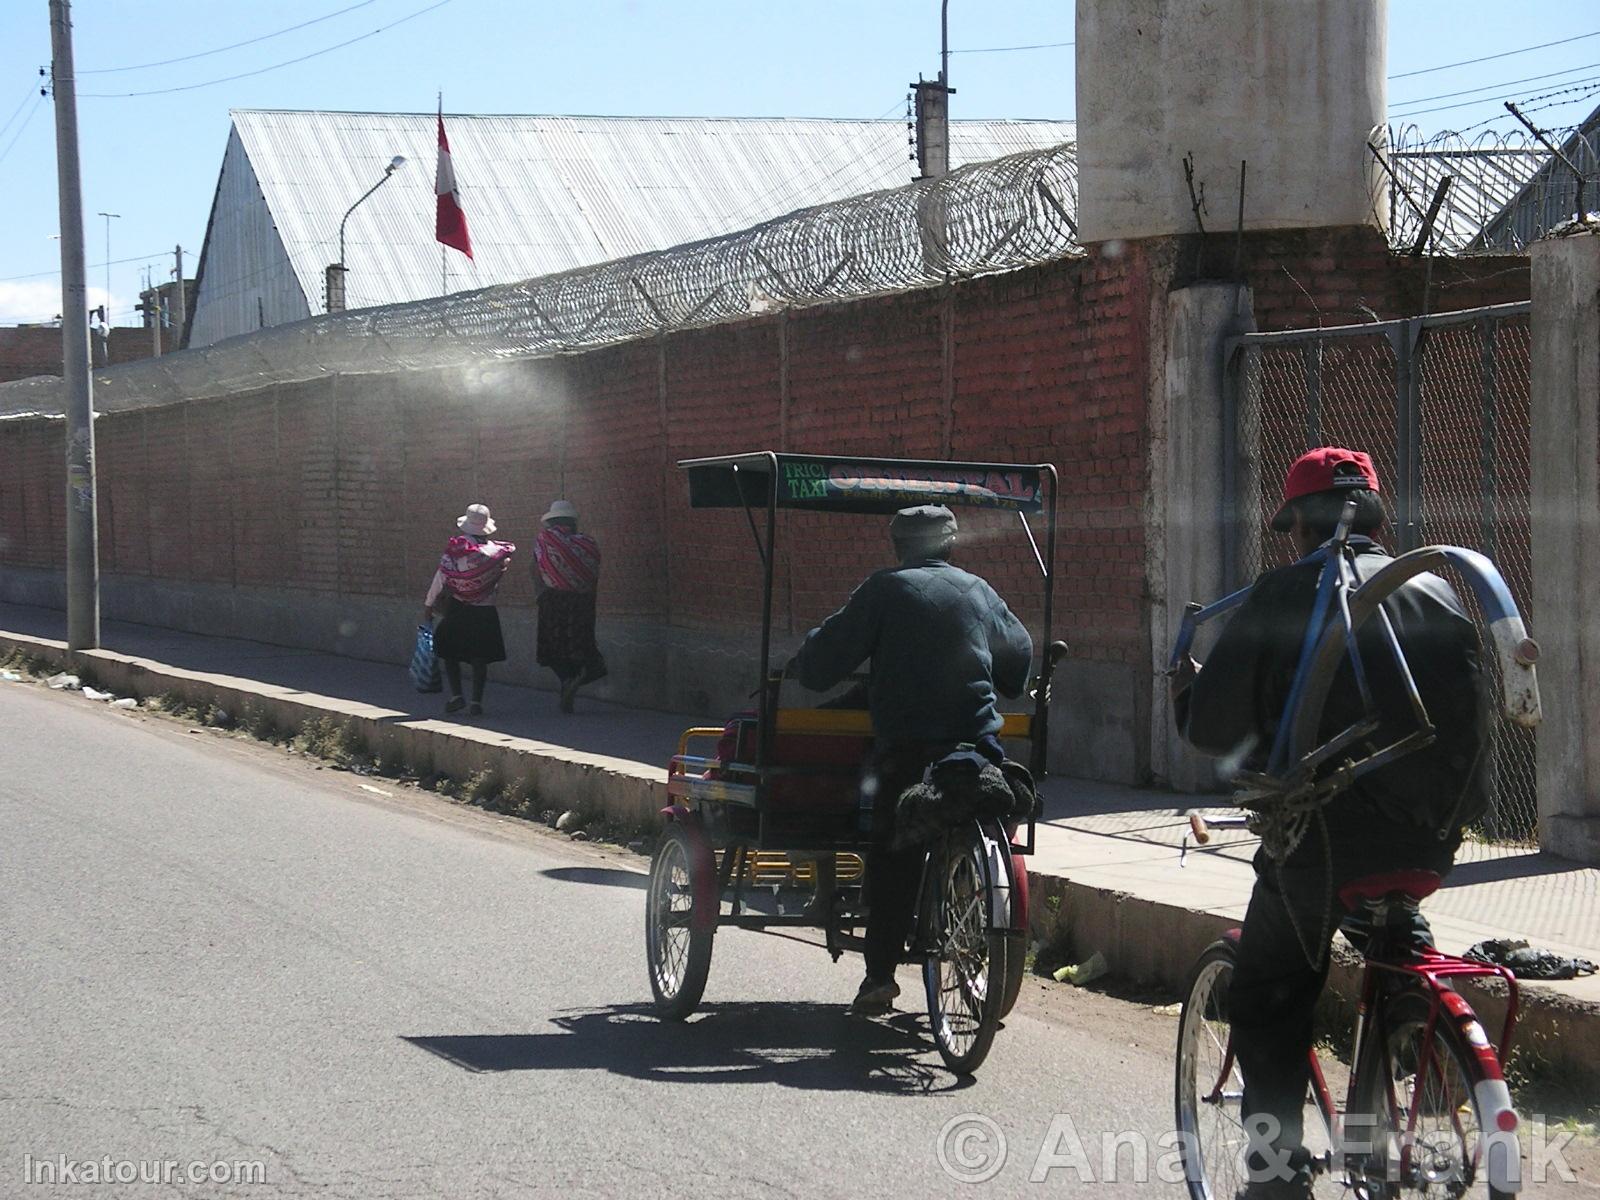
[646,823,715,1020]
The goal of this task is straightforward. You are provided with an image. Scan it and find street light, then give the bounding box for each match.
[325,155,406,313]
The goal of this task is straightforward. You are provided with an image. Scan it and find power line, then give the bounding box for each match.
[79,0,380,74]
[720,99,907,228]
[1389,61,1600,111]
[0,80,38,142]
[80,0,454,98]
[1,252,177,284]
[1388,30,1600,81]
[1387,76,1600,121]
[1440,90,1600,139]
[0,95,45,171]
[950,39,1072,55]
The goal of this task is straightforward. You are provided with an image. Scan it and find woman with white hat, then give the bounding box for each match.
[423,503,515,716]
[531,499,606,713]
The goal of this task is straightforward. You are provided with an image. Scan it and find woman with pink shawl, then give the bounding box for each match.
[531,499,606,713]
[422,504,515,715]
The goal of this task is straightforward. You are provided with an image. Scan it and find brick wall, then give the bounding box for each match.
[0,328,63,385]
[0,227,1534,781]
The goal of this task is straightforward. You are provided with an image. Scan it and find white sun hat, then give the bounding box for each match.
[456,503,497,536]
[541,499,578,523]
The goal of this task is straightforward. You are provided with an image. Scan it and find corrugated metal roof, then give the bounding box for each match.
[213,109,1075,322]
[1390,144,1548,253]
[1470,105,1600,251]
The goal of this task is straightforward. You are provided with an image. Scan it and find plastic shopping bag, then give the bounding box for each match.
[410,623,442,693]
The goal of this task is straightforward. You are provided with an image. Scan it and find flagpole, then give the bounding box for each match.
[438,92,446,296]
[434,91,474,283]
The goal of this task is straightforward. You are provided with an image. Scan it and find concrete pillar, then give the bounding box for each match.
[1530,229,1600,864]
[1076,0,1387,244]
[1149,282,1254,791]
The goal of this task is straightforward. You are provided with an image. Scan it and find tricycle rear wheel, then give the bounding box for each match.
[646,823,715,1020]
[923,822,1006,1075]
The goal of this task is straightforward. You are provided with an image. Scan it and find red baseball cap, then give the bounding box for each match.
[1271,447,1380,531]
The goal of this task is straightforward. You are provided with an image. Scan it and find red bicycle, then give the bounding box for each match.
[1175,850,1523,1199]
[1169,507,1539,1197]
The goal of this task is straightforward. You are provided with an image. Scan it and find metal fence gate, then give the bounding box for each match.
[1225,301,1535,843]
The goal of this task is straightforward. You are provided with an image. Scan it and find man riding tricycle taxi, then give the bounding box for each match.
[789,503,1034,1016]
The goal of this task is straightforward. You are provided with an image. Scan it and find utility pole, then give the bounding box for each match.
[49,0,99,650]
[910,0,955,179]
[172,244,186,345]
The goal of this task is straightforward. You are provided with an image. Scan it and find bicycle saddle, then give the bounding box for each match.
[1338,868,1441,909]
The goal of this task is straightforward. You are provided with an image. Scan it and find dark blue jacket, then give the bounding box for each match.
[793,559,1034,743]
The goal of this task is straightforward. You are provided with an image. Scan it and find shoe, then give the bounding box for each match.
[848,976,900,1016]
[467,702,483,716]
[444,696,465,714]
[559,676,578,713]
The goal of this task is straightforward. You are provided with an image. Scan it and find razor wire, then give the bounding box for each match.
[1371,121,1600,255]
[0,143,1080,419]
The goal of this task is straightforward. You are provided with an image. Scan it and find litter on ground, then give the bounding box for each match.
[1053,950,1109,987]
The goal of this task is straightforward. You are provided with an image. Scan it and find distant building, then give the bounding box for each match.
[0,327,62,385]
[0,276,194,383]
[186,109,1077,348]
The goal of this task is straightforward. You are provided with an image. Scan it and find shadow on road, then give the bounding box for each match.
[538,866,648,890]
[403,1001,968,1095]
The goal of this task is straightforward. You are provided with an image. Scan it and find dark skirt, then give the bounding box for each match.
[433,601,506,664]
[536,588,600,679]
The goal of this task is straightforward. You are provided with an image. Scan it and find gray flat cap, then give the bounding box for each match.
[890,504,958,539]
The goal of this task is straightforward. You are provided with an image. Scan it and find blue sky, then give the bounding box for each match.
[1,0,1596,326]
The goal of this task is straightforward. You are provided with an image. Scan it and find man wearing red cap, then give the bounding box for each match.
[1171,447,1489,1198]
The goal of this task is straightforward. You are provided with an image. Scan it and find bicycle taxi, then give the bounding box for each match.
[647,452,1065,1074]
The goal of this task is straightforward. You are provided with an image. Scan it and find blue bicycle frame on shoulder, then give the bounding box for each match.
[1168,501,1541,797]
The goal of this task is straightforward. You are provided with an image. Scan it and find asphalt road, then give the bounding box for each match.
[2,683,1592,1198]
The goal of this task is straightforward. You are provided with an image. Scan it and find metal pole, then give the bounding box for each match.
[335,159,403,312]
[940,0,949,90]
[173,244,186,343]
[50,0,99,650]
[96,212,118,311]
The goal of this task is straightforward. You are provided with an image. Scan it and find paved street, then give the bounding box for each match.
[2,683,1593,1197]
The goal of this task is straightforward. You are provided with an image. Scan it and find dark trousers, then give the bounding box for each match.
[861,741,952,982]
[442,659,488,702]
[1230,837,1447,1161]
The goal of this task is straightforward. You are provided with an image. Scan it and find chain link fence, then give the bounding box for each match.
[1230,302,1537,845]
[0,143,1080,420]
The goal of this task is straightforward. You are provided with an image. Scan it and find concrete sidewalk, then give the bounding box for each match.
[4,600,1597,1076]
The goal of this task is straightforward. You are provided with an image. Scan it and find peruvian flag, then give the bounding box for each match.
[435,107,473,259]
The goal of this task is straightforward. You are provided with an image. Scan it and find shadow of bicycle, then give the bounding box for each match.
[403,1001,964,1095]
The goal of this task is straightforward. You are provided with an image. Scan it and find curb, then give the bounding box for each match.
[6,627,1597,1094]
[0,631,667,830]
